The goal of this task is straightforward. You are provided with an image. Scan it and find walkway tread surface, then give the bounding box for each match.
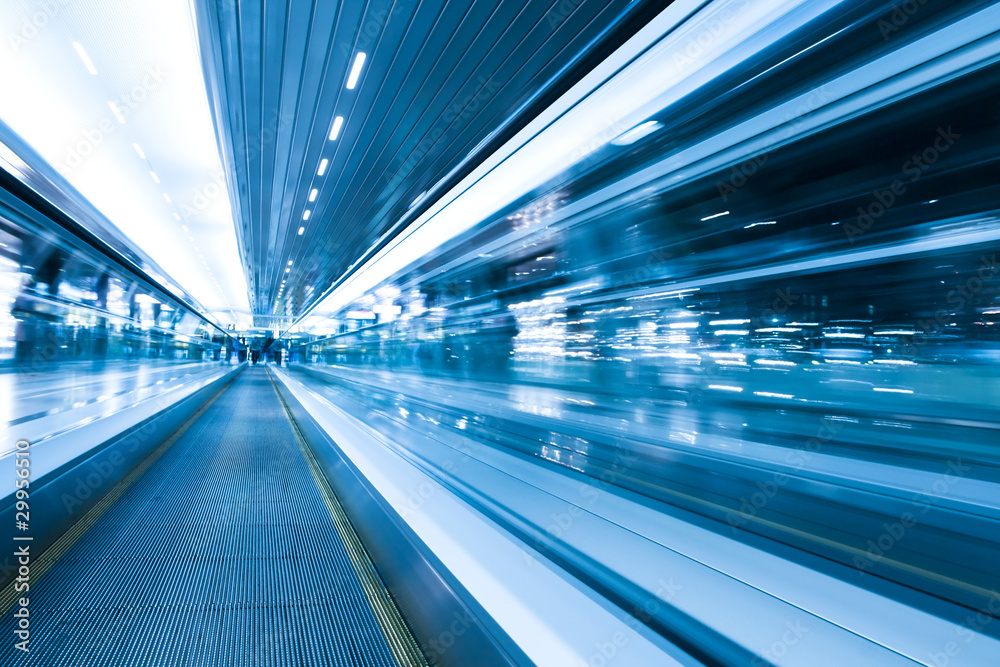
[0,367,404,666]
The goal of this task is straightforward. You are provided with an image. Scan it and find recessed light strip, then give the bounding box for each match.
[328,116,344,140]
[346,52,366,89]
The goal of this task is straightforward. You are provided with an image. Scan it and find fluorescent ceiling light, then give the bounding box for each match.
[288,260,293,266]
[744,221,776,228]
[149,171,160,183]
[701,211,729,221]
[309,188,317,201]
[328,116,344,140]
[72,41,98,75]
[162,193,171,203]
[302,210,310,220]
[133,143,146,159]
[346,52,366,89]
[610,120,663,145]
[298,227,305,235]
[318,159,328,176]
[107,101,126,124]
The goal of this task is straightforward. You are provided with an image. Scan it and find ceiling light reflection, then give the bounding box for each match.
[72,41,98,75]
[107,101,126,124]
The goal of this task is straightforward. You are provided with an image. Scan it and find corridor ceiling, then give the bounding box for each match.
[193,0,645,324]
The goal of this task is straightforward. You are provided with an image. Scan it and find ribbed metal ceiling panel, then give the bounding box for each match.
[194,0,650,320]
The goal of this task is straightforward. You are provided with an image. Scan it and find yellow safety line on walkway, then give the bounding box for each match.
[268,369,429,667]
[0,370,239,617]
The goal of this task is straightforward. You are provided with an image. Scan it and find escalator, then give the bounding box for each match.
[0,367,426,667]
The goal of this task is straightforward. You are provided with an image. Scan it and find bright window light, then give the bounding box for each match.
[701,211,729,221]
[328,116,344,140]
[408,191,427,209]
[346,52,366,89]
[107,101,126,124]
[318,159,329,176]
[610,120,663,145]
[302,210,310,220]
[309,188,318,201]
[72,41,98,75]
[0,0,252,318]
